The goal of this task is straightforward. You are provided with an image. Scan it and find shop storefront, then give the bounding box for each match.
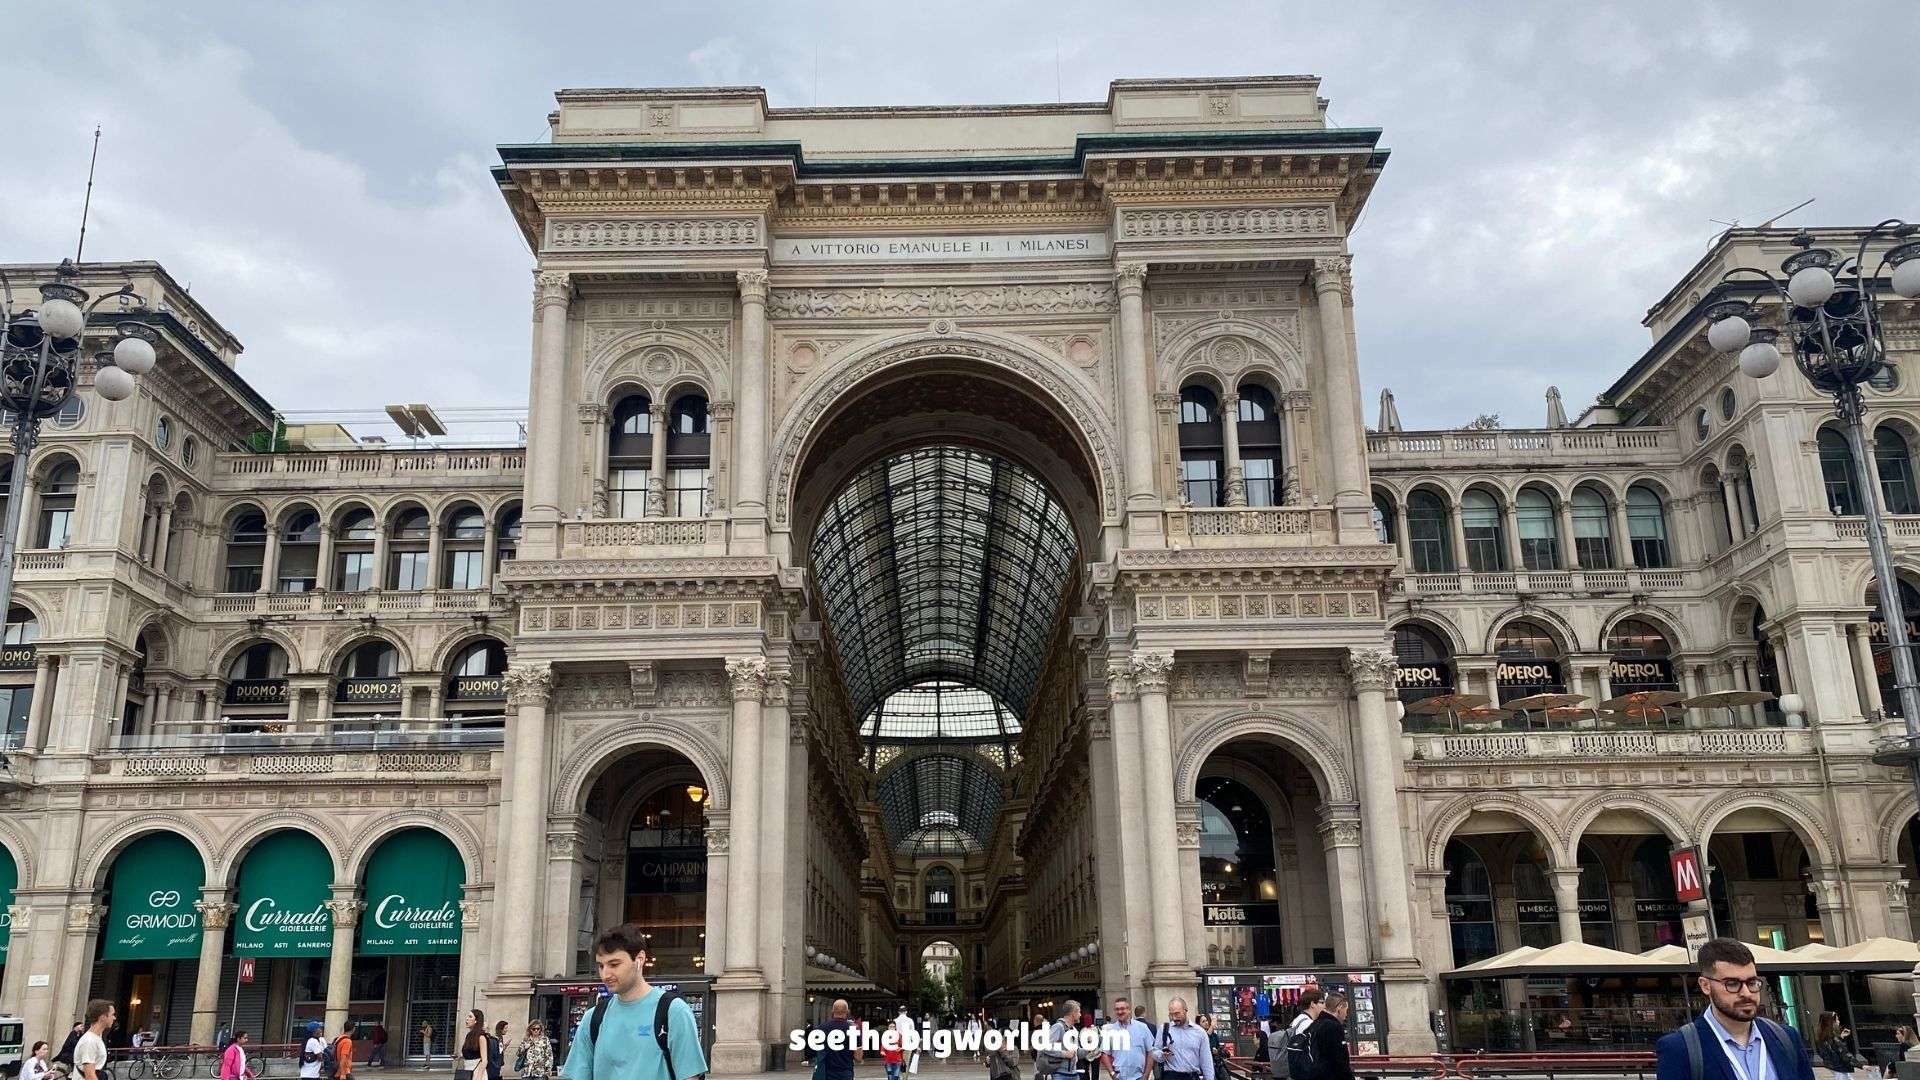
[233,831,333,1039]
[0,845,15,984]
[1391,624,1454,716]
[99,833,207,1044]
[361,830,466,1063]
[1197,777,1281,966]
[1201,968,1388,1057]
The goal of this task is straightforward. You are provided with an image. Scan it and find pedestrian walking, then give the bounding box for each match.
[1304,996,1352,1080]
[52,1022,83,1080]
[420,1024,435,1071]
[74,1001,115,1080]
[369,1026,390,1069]
[335,1022,357,1080]
[487,1023,507,1080]
[1149,998,1214,1080]
[518,1022,554,1080]
[560,923,707,1080]
[459,1012,487,1080]
[1282,991,1325,1080]
[1100,997,1154,1080]
[1818,1013,1862,1080]
[300,1022,327,1080]
[813,1000,860,1080]
[1654,938,1814,1080]
[220,1033,256,1080]
[1040,1002,1082,1080]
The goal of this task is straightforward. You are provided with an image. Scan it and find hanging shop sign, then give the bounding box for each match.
[1496,660,1562,687]
[0,644,35,671]
[1204,902,1281,927]
[447,675,506,701]
[233,831,333,956]
[360,829,465,955]
[336,677,402,704]
[1634,899,1686,920]
[627,847,707,895]
[1609,658,1675,690]
[1516,899,1611,923]
[1393,663,1451,691]
[226,679,289,705]
[103,833,205,959]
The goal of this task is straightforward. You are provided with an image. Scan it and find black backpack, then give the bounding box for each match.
[320,1036,348,1078]
[1285,1021,1313,1080]
[587,991,685,1080]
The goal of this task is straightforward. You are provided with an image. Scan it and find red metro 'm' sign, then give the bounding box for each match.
[1670,846,1707,903]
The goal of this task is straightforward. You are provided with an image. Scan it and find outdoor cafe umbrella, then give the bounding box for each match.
[1680,690,1775,726]
[1504,692,1589,713]
[1599,691,1687,711]
[1406,693,1491,713]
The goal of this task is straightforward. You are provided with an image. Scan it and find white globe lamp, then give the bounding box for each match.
[94,364,137,401]
[1739,340,1782,379]
[113,335,157,375]
[1707,315,1751,354]
[1893,258,1920,300]
[1787,265,1836,308]
[37,298,85,340]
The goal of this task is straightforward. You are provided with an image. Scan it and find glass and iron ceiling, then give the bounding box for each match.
[812,445,1079,856]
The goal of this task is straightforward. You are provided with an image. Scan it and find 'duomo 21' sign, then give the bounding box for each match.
[770,232,1111,265]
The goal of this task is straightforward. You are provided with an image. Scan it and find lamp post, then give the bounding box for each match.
[0,260,157,638]
[1703,222,1920,800]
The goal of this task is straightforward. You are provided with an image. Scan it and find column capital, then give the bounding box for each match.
[1151,391,1181,412]
[577,402,608,422]
[65,902,105,934]
[1114,262,1149,295]
[459,898,482,929]
[505,663,553,707]
[1316,802,1362,847]
[194,899,236,930]
[534,270,573,309]
[1310,255,1353,295]
[1345,648,1398,693]
[5,904,28,931]
[706,824,731,854]
[1105,661,1138,700]
[325,898,365,929]
[1084,707,1112,740]
[736,268,770,299]
[1130,651,1175,694]
[708,399,736,422]
[726,656,769,700]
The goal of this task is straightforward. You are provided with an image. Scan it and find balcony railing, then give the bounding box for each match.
[1835,516,1920,541]
[208,587,503,616]
[1165,506,1334,546]
[106,718,506,754]
[1367,427,1676,460]
[1409,724,1814,762]
[561,516,734,555]
[1405,567,1693,594]
[216,449,524,478]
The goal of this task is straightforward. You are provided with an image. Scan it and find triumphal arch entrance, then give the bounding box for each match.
[486,76,1419,1069]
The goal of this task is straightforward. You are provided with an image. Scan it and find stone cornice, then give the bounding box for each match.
[500,555,779,586]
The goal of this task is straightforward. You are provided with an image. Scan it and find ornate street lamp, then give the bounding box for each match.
[0,260,158,633]
[1703,222,1920,797]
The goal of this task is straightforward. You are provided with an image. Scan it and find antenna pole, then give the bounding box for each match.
[76,125,101,266]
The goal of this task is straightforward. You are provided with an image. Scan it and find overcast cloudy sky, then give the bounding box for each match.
[3,1,1914,433]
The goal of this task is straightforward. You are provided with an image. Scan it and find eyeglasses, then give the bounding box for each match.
[1706,977,1767,994]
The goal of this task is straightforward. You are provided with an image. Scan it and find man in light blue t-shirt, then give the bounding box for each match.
[562,924,707,1080]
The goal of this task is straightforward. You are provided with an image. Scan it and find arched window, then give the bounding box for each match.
[1607,618,1678,696]
[278,510,321,593]
[924,865,957,926]
[496,507,521,571]
[1373,493,1398,548]
[1177,385,1223,508]
[224,509,269,592]
[389,507,431,590]
[1819,428,1861,516]
[446,640,508,715]
[5,606,40,645]
[1196,775,1281,965]
[666,396,712,517]
[444,507,487,589]
[625,783,708,971]
[227,641,290,680]
[1516,488,1559,570]
[1702,466,1733,552]
[1494,619,1566,705]
[164,494,192,580]
[223,641,291,719]
[1407,490,1453,573]
[1444,840,1496,965]
[1630,836,1686,946]
[1572,487,1614,568]
[1626,485,1671,568]
[336,641,401,710]
[36,462,79,548]
[609,394,655,519]
[1392,623,1454,716]
[1461,489,1506,572]
[1236,384,1283,507]
[342,641,398,679]
[1878,426,1919,515]
[334,509,377,591]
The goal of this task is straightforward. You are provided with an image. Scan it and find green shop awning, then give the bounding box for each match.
[234,831,333,956]
[359,829,464,955]
[0,844,16,961]
[104,833,205,960]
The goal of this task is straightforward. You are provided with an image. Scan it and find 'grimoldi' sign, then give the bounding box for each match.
[771,232,1110,265]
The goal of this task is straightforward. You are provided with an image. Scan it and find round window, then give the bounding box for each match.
[1719,387,1736,420]
[52,395,84,429]
[1695,408,1710,442]
[155,416,172,450]
[181,436,197,467]
[1871,363,1900,393]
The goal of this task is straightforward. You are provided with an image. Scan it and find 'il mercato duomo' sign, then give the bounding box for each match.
[771,231,1111,265]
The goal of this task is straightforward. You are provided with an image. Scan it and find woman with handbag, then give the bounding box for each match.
[458,1012,487,1080]
[516,1022,553,1080]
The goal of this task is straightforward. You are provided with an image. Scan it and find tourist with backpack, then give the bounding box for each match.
[301,1022,327,1080]
[561,923,707,1080]
[1654,938,1814,1080]
[1282,991,1324,1080]
[328,1022,356,1080]
[1303,995,1351,1080]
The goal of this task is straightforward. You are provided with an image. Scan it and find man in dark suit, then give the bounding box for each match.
[1655,938,1815,1080]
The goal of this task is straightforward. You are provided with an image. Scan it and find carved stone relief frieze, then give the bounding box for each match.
[520,599,765,636]
[1116,205,1335,243]
[1134,588,1378,624]
[765,282,1117,320]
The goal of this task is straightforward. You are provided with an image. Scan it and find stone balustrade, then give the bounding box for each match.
[205,586,505,617]
[1367,426,1679,464]
[1164,506,1334,546]
[1409,724,1815,762]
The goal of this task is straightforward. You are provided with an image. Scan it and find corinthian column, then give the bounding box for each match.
[733,270,771,518]
[1549,868,1584,945]
[323,893,363,1035]
[712,658,771,1074]
[528,271,573,521]
[1115,264,1160,512]
[1131,651,1191,1003]
[1346,648,1416,959]
[494,663,552,993]
[1220,392,1246,507]
[189,894,234,1044]
[1311,257,1372,540]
